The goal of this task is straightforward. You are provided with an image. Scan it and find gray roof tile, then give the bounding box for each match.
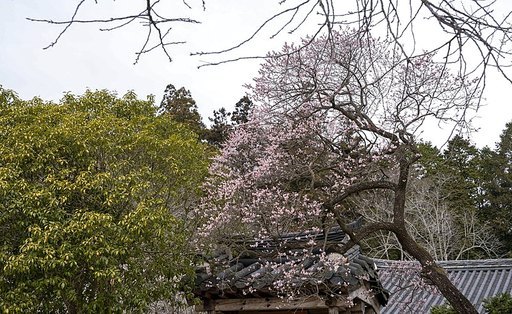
[376,259,512,313]
[195,225,388,305]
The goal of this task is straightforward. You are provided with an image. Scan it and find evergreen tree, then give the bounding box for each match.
[203,107,231,148]
[417,137,486,216]
[481,122,512,255]
[442,136,482,215]
[416,138,482,215]
[231,95,253,125]
[159,83,205,135]
[203,96,254,148]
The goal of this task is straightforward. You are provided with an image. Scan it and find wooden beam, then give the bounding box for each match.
[195,296,353,312]
[195,286,383,313]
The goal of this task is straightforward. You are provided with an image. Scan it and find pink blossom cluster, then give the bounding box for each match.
[195,29,479,296]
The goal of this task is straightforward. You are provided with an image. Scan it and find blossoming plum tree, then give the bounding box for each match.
[199,30,480,313]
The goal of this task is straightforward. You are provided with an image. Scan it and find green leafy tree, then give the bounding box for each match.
[442,136,482,215]
[360,141,500,261]
[431,293,512,314]
[231,95,253,125]
[0,88,209,313]
[415,142,445,175]
[418,139,500,259]
[416,137,482,214]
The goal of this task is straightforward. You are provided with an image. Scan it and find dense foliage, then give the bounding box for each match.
[480,122,512,255]
[415,130,512,257]
[0,87,209,313]
[203,95,254,148]
[483,293,512,314]
[159,83,205,136]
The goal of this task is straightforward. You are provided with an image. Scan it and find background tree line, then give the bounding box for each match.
[359,133,512,260]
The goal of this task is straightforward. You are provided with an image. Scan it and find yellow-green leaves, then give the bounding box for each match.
[0,87,209,313]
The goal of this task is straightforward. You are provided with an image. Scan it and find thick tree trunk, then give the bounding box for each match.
[392,157,477,314]
[395,229,478,314]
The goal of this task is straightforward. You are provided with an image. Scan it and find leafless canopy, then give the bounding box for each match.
[31,0,512,88]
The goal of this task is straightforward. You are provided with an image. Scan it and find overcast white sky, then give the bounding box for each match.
[1,1,511,148]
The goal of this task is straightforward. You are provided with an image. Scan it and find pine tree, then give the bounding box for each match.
[231,96,253,125]
[204,107,231,148]
[204,96,254,148]
[481,122,512,255]
[159,83,205,135]
[442,136,481,215]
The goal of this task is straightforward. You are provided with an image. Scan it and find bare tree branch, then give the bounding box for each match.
[29,0,512,97]
[28,0,201,63]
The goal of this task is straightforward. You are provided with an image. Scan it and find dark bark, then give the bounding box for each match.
[330,154,478,313]
[392,157,478,314]
[325,180,397,208]
[395,229,478,314]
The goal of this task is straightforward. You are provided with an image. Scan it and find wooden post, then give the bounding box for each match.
[203,298,216,314]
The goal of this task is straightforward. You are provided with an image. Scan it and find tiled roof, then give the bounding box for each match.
[376,259,512,313]
[194,226,388,306]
